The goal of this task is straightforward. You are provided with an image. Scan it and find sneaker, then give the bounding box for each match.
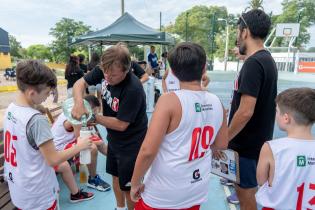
[70,189,94,203]
[227,192,239,205]
[87,174,111,191]
[220,178,234,186]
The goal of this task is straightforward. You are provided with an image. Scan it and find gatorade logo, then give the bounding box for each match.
[195,103,201,112]
[191,169,202,183]
[193,169,200,180]
[297,156,306,167]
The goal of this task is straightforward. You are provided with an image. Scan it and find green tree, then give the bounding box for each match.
[18,48,28,59]
[273,0,315,47]
[50,18,91,63]
[129,45,144,61]
[165,5,228,57]
[246,0,264,10]
[215,26,238,60]
[26,44,52,61]
[214,13,239,60]
[9,35,23,58]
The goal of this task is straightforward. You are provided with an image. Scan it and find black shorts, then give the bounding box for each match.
[106,145,139,191]
[237,156,258,189]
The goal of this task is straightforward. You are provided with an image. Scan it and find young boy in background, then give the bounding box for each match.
[52,95,111,196]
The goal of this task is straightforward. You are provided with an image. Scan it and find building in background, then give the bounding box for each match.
[0,28,11,70]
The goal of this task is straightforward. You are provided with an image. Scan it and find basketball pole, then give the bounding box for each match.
[285,36,296,72]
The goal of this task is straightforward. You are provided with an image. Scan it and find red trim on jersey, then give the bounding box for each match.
[262,207,274,210]
[135,199,200,210]
[64,139,77,150]
[17,200,57,210]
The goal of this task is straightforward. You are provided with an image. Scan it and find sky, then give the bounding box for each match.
[1,0,314,48]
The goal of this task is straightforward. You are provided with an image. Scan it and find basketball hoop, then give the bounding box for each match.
[283,28,292,42]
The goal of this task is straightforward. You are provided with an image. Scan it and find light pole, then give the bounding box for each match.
[185,12,189,42]
[121,0,125,16]
[218,18,229,71]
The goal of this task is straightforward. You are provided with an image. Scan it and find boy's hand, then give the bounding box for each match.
[130,183,145,202]
[76,136,93,150]
[212,149,225,160]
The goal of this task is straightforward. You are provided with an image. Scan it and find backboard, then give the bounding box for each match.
[276,23,300,37]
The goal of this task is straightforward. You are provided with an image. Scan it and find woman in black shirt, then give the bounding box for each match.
[65,55,84,98]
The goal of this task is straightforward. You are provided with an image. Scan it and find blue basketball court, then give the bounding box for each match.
[58,71,315,210]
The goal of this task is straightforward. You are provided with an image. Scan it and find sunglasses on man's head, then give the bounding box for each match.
[240,15,249,28]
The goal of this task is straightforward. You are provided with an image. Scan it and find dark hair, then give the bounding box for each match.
[168,42,206,82]
[87,53,100,71]
[84,95,100,108]
[65,55,81,78]
[137,61,147,65]
[16,60,57,92]
[78,54,85,63]
[276,88,315,126]
[237,9,271,40]
[161,51,168,58]
[100,43,131,72]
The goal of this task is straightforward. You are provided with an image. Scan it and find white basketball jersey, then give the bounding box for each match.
[256,138,315,210]
[51,113,75,151]
[165,70,180,92]
[3,103,59,210]
[142,90,223,208]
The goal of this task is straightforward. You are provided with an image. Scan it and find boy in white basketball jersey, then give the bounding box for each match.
[131,43,229,210]
[256,88,315,210]
[3,60,92,210]
[52,94,110,199]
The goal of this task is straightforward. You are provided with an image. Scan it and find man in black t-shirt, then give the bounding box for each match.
[71,43,148,210]
[131,61,149,83]
[227,9,277,210]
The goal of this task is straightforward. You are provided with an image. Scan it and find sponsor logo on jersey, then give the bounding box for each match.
[297,155,306,167]
[195,103,201,112]
[195,103,213,112]
[8,172,14,183]
[7,112,17,124]
[191,169,202,183]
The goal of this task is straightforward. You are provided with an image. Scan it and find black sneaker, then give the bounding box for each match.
[70,189,95,203]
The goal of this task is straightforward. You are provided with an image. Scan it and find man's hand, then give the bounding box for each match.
[71,102,89,121]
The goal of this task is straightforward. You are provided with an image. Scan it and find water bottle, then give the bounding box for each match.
[79,126,91,164]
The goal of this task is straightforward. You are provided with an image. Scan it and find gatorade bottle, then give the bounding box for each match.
[79,164,89,184]
[79,125,91,164]
[63,98,93,164]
